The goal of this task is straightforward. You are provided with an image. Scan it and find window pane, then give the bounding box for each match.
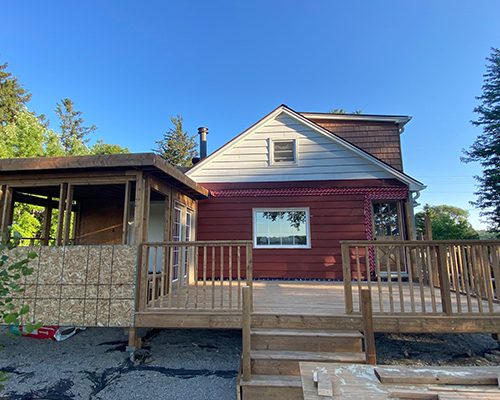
[254,210,308,247]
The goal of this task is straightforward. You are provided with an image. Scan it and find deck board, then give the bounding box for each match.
[147,280,500,316]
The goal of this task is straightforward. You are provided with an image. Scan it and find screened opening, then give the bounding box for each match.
[272,140,296,163]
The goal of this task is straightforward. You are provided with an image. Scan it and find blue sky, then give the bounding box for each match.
[1,1,499,229]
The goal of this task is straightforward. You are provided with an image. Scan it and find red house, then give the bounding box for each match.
[186,105,425,280]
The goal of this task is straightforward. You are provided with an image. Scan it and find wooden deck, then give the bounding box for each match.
[136,280,500,333]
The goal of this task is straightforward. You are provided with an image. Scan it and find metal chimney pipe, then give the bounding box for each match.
[198,127,208,159]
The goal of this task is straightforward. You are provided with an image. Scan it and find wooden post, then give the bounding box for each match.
[437,244,453,315]
[242,285,252,381]
[0,185,13,243]
[133,173,144,245]
[122,181,131,244]
[245,242,253,311]
[63,183,74,245]
[41,197,53,245]
[424,212,433,241]
[404,201,415,240]
[341,243,353,314]
[55,183,67,246]
[361,289,376,365]
[127,327,141,350]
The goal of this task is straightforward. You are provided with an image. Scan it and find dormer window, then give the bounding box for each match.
[271,139,297,165]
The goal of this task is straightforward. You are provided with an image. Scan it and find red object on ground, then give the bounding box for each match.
[20,325,59,340]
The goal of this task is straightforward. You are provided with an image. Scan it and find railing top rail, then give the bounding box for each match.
[340,239,500,246]
[142,240,253,246]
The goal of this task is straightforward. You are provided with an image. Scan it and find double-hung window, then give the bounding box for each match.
[253,208,310,248]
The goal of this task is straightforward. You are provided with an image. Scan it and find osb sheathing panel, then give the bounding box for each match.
[7,245,137,328]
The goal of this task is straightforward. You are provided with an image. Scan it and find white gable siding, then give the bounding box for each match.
[187,113,394,183]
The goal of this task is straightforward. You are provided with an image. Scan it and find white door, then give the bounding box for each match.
[172,204,194,287]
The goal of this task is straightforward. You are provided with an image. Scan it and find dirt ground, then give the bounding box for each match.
[376,332,500,366]
[1,328,499,399]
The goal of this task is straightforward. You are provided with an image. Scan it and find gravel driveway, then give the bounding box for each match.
[0,328,241,400]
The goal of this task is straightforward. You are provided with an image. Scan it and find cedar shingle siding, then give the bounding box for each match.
[310,119,404,171]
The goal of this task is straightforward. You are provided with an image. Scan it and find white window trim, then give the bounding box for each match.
[269,138,298,166]
[252,207,311,249]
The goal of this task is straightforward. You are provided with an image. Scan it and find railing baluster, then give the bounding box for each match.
[365,246,372,301]
[471,246,483,312]
[482,245,495,312]
[184,246,190,309]
[355,246,362,310]
[228,245,232,309]
[211,246,215,309]
[375,247,383,313]
[237,245,241,309]
[152,246,158,306]
[203,246,207,309]
[417,246,426,313]
[460,245,473,312]
[168,244,174,308]
[406,245,416,312]
[194,246,199,309]
[220,245,224,309]
[451,245,462,313]
[491,245,500,304]
[425,245,437,313]
[386,246,394,313]
[395,247,404,312]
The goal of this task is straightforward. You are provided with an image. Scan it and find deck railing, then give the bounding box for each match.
[138,240,253,312]
[341,240,500,315]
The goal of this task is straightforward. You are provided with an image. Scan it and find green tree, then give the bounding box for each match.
[462,48,500,233]
[415,204,479,240]
[329,108,363,114]
[55,98,95,155]
[0,63,31,127]
[155,114,198,167]
[0,110,63,158]
[90,140,129,155]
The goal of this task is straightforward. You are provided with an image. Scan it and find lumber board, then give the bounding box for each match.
[375,366,500,385]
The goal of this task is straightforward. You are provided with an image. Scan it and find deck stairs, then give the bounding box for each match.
[239,316,366,400]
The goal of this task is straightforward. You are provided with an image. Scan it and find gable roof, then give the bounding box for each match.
[299,111,411,129]
[186,105,425,191]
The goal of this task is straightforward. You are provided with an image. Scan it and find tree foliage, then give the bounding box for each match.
[0,63,31,127]
[462,48,500,232]
[415,204,479,240]
[55,98,96,155]
[329,108,363,114]
[155,115,198,167]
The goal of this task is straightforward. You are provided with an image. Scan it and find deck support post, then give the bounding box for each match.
[126,327,142,355]
[437,244,453,315]
[0,185,13,243]
[341,244,353,314]
[361,289,376,365]
[242,285,252,381]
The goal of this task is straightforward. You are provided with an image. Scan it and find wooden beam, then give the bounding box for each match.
[142,177,151,243]
[404,200,415,240]
[63,184,74,245]
[122,181,131,244]
[55,183,67,246]
[361,289,376,365]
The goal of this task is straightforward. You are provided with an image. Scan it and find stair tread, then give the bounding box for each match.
[251,349,366,362]
[251,328,363,338]
[239,374,302,388]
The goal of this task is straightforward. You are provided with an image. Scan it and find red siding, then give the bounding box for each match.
[197,179,407,279]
